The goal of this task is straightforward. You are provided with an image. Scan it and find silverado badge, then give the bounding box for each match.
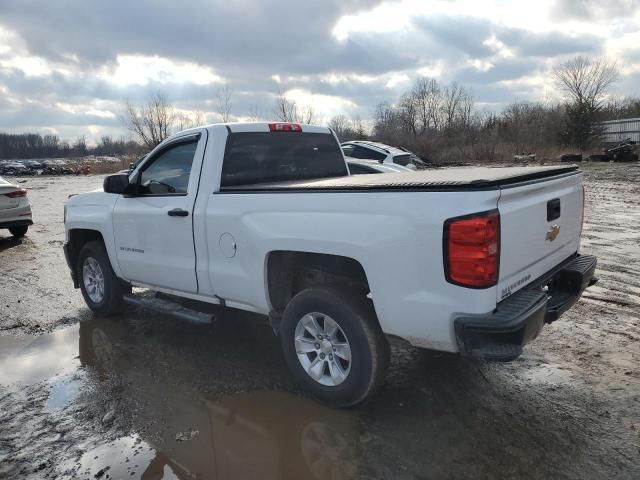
[546,224,560,241]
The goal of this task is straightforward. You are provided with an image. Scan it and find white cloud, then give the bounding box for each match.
[483,35,513,58]
[98,55,223,86]
[386,73,410,88]
[468,59,494,72]
[282,88,359,120]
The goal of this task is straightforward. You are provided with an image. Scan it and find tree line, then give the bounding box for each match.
[0,133,146,160]
[359,56,638,163]
[2,56,638,162]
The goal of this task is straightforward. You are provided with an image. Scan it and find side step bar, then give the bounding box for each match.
[123,293,215,325]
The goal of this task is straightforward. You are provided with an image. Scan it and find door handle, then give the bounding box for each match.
[167,208,189,217]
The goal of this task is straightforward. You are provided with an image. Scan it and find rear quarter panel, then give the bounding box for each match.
[203,189,501,352]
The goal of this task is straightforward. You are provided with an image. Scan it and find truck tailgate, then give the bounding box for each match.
[497,172,583,301]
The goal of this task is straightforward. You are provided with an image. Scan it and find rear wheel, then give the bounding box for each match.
[77,241,127,315]
[280,287,389,407]
[9,226,28,238]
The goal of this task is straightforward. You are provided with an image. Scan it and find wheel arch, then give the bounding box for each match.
[265,250,374,328]
[67,229,108,287]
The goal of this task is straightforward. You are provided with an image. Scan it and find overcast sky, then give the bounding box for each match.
[1,0,639,143]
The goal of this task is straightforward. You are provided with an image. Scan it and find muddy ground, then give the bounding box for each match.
[0,164,638,479]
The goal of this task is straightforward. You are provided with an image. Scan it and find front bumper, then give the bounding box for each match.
[455,254,597,361]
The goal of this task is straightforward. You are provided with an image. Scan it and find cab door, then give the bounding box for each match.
[112,131,206,293]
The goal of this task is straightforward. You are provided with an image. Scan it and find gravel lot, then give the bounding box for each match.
[0,164,638,479]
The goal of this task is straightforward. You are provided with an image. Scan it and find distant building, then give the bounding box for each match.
[599,117,640,145]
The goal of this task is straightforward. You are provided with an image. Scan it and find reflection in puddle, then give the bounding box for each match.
[46,373,84,411]
[69,318,360,480]
[61,390,358,480]
[0,325,79,385]
[59,434,176,480]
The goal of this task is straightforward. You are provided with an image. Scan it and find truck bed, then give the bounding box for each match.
[220,165,579,192]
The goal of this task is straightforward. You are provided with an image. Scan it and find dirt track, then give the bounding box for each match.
[0,164,638,479]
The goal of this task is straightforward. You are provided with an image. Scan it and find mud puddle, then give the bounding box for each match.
[0,325,80,386]
[0,313,637,479]
[0,317,361,479]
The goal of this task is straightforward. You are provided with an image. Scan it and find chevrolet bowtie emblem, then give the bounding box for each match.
[546,224,560,241]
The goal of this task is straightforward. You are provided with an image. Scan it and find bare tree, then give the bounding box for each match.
[273,88,317,123]
[300,104,318,124]
[175,111,205,131]
[124,92,176,149]
[351,115,367,139]
[215,83,233,122]
[553,56,619,149]
[553,56,619,109]
[328,114,349,138]
[328,114,367,140]
[412,77,441,132]
[247,105,261,122]
[442,82,465,130]
[273,88,298,122]
[123,93,208,149]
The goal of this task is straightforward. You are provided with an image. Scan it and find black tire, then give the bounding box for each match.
[9,226,28,238]
[280,287,390,407]
[77,240,127,315]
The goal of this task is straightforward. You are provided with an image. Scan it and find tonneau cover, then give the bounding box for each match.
[220,165,579,192]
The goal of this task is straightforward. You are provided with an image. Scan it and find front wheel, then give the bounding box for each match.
[77,241,127,315]
[280,287,390,407]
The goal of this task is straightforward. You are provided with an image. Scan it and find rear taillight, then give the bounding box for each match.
[268,122,302,132]
[4,188,27,198]
[444,210,500,288]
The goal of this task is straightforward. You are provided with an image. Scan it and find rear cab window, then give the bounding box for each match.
[221,132,348,187]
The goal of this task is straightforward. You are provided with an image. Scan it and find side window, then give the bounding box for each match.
[138,141,198,195]
[352,146,386,161]
[341,144,355,157]
[348,163,380,175]
[349,146,369,159]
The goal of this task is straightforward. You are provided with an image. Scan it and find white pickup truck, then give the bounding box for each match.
[64,122,597,406]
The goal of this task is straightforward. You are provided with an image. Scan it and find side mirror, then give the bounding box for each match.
[103,174,130,194]
[128,162,135,170]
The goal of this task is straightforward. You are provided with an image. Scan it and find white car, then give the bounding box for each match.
[0,176,33,238]
[64,122,597,406]
[347,159,415,174]
[341,141,424,168]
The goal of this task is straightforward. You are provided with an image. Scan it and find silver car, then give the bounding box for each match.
[0,176,33,238]
[346,159,415,175]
